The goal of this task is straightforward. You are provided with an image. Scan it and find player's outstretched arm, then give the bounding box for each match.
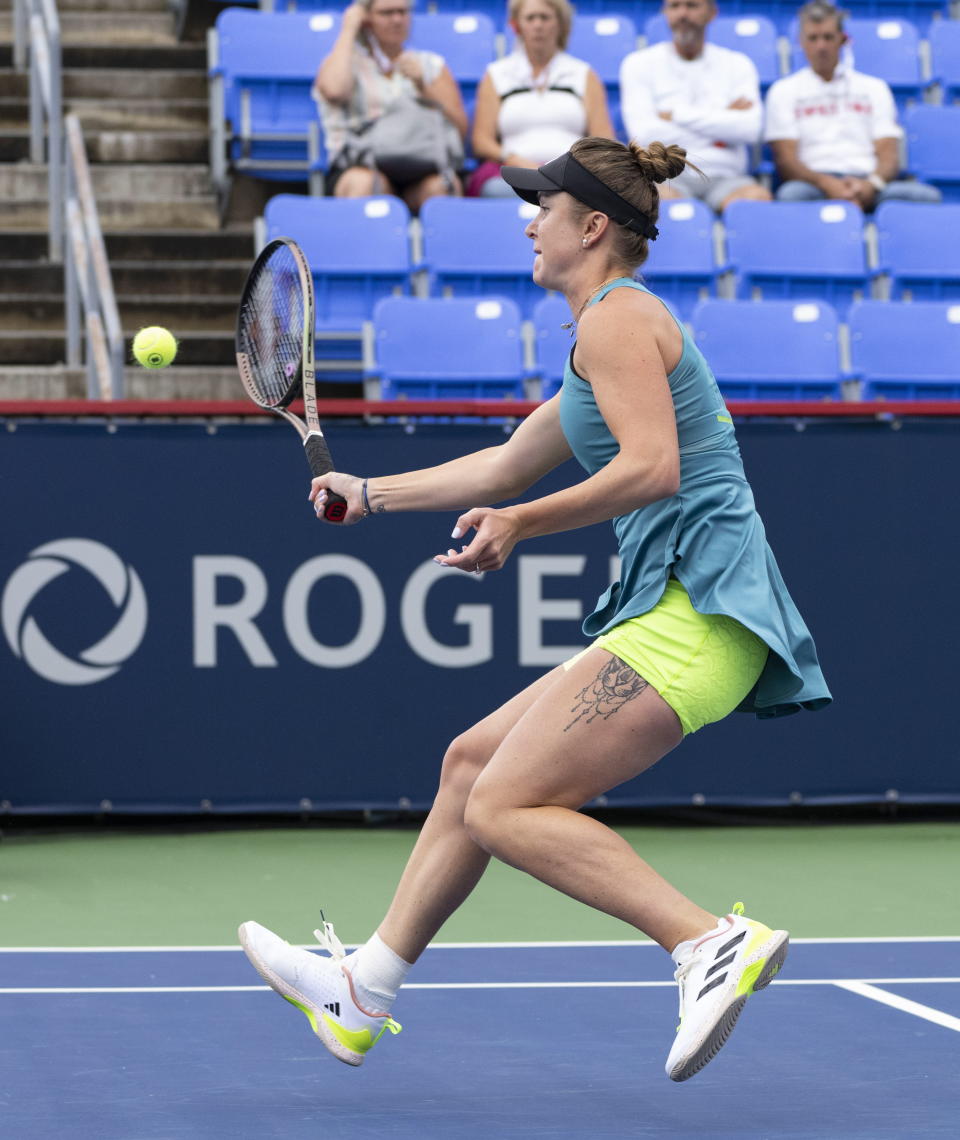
[309,396,572,524]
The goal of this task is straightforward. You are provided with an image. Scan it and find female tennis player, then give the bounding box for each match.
[239,136,831,1083]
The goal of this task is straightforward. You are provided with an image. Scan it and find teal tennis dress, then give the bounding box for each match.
[559,279,831,719]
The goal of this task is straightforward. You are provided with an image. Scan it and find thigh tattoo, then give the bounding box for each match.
[565,654,649,731]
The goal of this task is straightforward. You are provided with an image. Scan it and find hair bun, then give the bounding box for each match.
[629,141,688,185]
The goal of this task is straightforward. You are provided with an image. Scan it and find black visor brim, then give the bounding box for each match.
[499,165,562,206]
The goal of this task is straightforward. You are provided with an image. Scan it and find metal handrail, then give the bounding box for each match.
[14,0,62,261]
[64,115,125,399]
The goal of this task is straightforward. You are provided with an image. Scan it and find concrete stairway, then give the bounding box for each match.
[0,0,278,399]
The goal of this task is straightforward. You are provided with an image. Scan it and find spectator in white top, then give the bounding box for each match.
[764,1,940,208]
[469,0,615,197]
[619,0,771,211]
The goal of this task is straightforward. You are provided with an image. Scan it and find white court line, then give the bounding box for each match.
[3,978,960,996]
[835,980,960,1033]
[2,936,960,953]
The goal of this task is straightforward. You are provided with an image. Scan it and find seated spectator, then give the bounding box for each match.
[314,0,468,211]
[764,0,940,209]
[469,0,615,198]
[619,0,771,211]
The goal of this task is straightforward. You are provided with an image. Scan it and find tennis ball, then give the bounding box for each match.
[133,326,178,369]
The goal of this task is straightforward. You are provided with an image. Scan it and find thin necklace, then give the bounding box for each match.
[561,276,626,335]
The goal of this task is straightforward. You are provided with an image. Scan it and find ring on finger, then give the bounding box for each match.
[474,562,481,574]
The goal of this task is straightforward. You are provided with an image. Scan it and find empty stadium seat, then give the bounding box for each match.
[408,11,497,113]
[723,200,870,315]
[276,0,428,11]
[419,198,542,316]
[568,14,639,83]
[849,300,960,397]
[567,14,638,128]
[789,18,925,110]
[573,0,660,29]
[904,105,960,201]
[422,0,509,33]
[874,201,960,300]
[368,296,527,400]
[641,198,718,319]
[929,19,960,102]
[264,195,412,374]
[643,14,780,86]
[690,299,845,399]
[531,294,574,399]
[210,9,337,190]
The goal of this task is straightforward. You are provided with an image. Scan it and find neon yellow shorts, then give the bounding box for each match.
[564,578,769,736]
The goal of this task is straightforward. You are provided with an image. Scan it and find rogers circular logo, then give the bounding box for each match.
[2,539,148,685]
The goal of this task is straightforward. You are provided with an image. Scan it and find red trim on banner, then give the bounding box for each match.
[1,399,960,419]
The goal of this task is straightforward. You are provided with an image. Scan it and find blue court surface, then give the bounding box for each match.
[2,939,958,1138]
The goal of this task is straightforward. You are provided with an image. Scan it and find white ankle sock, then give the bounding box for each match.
[345,932,412,1013]
[671,915,731,966]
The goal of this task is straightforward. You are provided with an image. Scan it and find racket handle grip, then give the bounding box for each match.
[304,433,348,523]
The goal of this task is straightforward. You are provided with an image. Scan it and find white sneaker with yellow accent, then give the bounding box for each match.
[238,919,401,1067]
[665,903,788,1083]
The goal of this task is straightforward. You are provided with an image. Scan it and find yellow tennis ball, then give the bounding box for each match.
[133,326,178,369]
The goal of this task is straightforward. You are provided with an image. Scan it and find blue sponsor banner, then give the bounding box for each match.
[1,419,957,812]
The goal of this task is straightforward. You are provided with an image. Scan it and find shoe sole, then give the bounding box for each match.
[237,923,363,1068]
[668,931,789,1083]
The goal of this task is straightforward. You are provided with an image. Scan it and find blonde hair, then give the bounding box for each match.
[568,137,695,270]
[508,0,573,51]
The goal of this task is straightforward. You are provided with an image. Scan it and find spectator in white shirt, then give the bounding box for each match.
[764,0,940,208]
[470,0,615,197]
[619,0,771,211]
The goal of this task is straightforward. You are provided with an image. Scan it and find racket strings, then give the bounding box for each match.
[238,245,305,407]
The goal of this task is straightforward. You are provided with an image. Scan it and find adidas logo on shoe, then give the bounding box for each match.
[696,930,747,999]
[324,1001,341,1017]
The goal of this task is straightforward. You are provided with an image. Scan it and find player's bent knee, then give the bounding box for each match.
[462,786,511,855]
[437,731,492,799]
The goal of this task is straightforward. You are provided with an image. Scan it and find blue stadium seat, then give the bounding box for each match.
[408,11,497,114]
[426,0,509,33]
[701,0,797,34]
[690,299,845,399]
[263,195,412,368]
[531,294,574,399]
[276,0,428,11]
[723,199,870,316]
[419,198,542,316]
[874,201,960,300]
[849,300,960,397]
[211,9,337,187]
[930,19,960,102]
[568,14,638,84]
[573,0,660,28]
[567,14,638,131]
[641,198,718,319]
[643,14,780,87]
[904,105,960,201]
[368,296,527,400]
[788,18,925,111]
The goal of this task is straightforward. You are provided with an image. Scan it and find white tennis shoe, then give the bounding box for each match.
[665,902,788,1082]
[238,918,401,1067]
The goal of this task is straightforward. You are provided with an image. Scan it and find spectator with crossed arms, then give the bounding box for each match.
[620,0,771,211]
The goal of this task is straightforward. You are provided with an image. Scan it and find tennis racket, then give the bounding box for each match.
[235,236,347,523]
